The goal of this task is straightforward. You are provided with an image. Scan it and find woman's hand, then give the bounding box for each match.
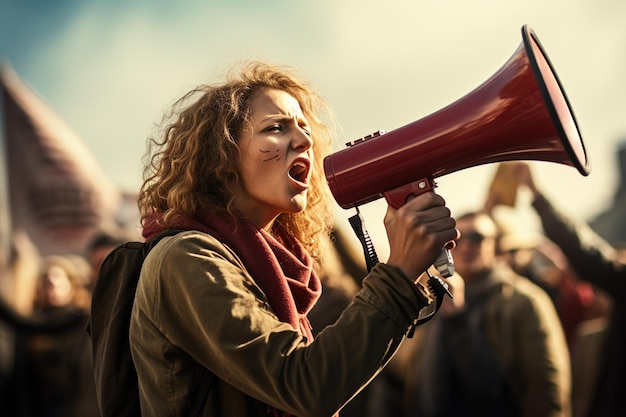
[384,192,459,280]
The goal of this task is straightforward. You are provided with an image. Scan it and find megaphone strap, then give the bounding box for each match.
[347,208,379,273]
[407,274,452,338]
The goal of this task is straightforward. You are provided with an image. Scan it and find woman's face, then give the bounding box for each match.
[233,88,314,229]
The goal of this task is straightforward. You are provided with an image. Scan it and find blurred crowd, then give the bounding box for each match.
[0,161,624,417]
[0,227,137,417]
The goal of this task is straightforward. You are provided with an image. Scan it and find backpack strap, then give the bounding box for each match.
[147,229,184,250]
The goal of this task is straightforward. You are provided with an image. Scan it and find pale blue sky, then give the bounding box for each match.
[2,0,625,257]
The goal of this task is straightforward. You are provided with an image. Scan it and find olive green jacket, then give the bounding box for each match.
[130,231,431,417]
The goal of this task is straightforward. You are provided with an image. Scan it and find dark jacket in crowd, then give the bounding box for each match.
[533,193,626,417]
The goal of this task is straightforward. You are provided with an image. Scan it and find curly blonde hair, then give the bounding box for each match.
[138,62,336,261]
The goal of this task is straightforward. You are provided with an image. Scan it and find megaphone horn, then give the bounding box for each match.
[324,25,591,211]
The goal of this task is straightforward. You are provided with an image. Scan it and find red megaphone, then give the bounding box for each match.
[324,25,590,210]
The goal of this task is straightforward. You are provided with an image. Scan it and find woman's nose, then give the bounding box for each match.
[292,127,313,151]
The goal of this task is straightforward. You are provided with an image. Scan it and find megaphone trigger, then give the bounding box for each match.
[383,177,435,209]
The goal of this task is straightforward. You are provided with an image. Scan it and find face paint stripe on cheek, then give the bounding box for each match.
[259,148,280,161]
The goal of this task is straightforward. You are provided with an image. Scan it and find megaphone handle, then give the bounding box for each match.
[383,177,455,278]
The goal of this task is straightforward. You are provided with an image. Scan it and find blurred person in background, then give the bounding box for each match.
[7,254,100,417]
[0,230,43,416]
[85,228,137,292]
[503,161,626,417]
[419,211,570,417]
[497,226,598,350]
[365,211,571,417]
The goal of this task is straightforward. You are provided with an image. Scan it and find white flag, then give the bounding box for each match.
[1,64,121,256]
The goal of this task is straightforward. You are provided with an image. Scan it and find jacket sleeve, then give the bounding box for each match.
[532,193,626,296]
[136,231,432,417]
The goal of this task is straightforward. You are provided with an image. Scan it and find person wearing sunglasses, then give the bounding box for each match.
[374,211,571,417]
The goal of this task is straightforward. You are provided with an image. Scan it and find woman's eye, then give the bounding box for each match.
[266,124,283,133]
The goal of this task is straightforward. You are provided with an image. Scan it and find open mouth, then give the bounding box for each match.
[288,159,310,184]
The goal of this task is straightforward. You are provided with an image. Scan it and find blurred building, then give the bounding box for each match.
[589,141,626,246]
